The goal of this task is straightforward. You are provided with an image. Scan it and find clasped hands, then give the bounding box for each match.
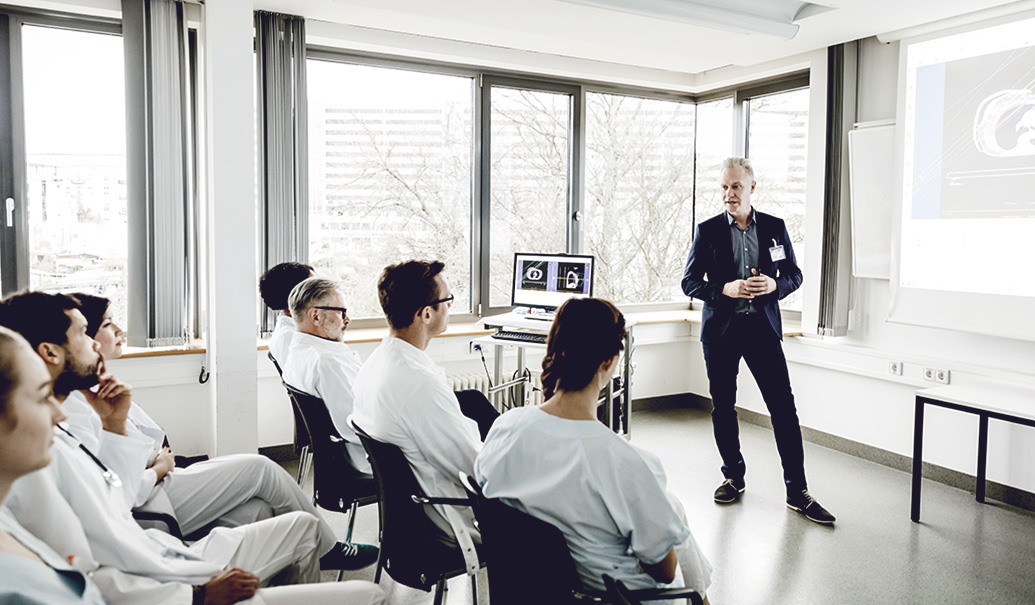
[723,274,776,299]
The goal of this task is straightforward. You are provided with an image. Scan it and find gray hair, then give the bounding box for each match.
[721,157,755,181]
[288,277,341,320]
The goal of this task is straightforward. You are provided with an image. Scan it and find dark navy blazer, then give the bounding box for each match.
[681,210,802,343]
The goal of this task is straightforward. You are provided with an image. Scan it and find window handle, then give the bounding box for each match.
[5,198,13,227]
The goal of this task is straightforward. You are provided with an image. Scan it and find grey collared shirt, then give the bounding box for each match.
[727,210,759,314]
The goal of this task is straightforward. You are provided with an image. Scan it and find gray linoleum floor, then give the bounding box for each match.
[287,405,1035,604]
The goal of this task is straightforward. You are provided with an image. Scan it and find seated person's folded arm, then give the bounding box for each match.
[640,547,678,585]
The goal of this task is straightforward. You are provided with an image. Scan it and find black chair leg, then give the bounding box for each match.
[433,578,447,605]
[294,445,311,485]
[336,569,344,582]
[346,500,359,543]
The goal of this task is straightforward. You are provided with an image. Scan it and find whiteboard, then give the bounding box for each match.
[848,124,895,279]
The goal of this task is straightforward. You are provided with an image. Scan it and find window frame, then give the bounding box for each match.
[0,10,122,296]
[0,6,204,346]
[297,47,813,326]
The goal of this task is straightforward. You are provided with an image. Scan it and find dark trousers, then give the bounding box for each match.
[454,389,500,441]
[702,312,807,493]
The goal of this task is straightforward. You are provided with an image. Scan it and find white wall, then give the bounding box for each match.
[717,36,1035,495]
[30,2,1031,496]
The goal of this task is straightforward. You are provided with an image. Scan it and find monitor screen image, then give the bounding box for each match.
[511,253,594,310]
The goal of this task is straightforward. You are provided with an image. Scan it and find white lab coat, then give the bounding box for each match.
[475,406,713,596]
[0,507,106,604]
[269,314,296,369]
[61,392,337,547]
[4,428,382,605]
[61,394,176,515]
[351,336,482,574]
[282,331,370,474]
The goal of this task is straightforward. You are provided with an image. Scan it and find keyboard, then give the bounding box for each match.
[491,330,547,344]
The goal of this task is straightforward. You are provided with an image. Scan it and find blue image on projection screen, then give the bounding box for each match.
[912,62,945,220]
[911,46,1035,220]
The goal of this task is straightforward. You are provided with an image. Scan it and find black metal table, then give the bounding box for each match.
[912,382,1035,522]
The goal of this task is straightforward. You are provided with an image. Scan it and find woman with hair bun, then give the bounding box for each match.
[0,326,106,604]
[475,298,712,603]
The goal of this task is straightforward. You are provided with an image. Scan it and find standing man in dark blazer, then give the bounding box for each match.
[681,157,834,525]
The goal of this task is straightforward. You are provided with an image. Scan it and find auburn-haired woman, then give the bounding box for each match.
[0,326,106,603]
[475,297,712,603]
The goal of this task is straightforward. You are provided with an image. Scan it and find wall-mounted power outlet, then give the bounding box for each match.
[889,361,903,376]
[469,341,483,354]
[922,367,950,385]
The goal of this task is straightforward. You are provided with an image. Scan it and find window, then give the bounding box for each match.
[306,60,474,318]
[693,97,734,223]
[21,25,129,323]
[487,85,571,308]
[1,7,200,347]
[293,50,810,321]
[746,87,809,311]
[584,92,695,304]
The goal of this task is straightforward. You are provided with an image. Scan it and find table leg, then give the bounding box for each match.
[493,344,503,410]
[623,331,633,437]
[516,346,526,406]
[605,371,615,431]
[911,397,925,522]
[977,415,989,503]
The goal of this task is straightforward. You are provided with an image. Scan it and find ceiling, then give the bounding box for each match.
[258,0,1025,74]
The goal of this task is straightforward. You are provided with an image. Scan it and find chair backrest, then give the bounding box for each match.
[283,384,374,512]
[352,422,469,593]
[603,575,635,605]
[267,351,284,376]
[460,474,591,605]
[269,352,310,455]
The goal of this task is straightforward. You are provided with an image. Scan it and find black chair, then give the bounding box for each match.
[282,384,377,578]
[459,472,600,604]
[269,352,312,485]
[353,422,481,605]
[132,511,184,541]
[602,574,704,605]
[460,473,702,605]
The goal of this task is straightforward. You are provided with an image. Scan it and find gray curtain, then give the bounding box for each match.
[255,10,308,337]
[817,42,856,337]
[123,0,193,347]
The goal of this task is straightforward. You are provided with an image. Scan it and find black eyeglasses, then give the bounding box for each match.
[313,306,348,319]
[426,294,454,308]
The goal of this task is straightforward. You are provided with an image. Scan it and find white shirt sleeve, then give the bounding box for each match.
[91,567,193,605]
[313,358,369,473]
[95,427,159,510]
[595,449,690,565]
[402,377,482,492]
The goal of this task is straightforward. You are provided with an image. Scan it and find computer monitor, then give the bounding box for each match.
[511,252,594,311]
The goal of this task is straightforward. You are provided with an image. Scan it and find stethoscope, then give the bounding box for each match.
[56,425,124,489]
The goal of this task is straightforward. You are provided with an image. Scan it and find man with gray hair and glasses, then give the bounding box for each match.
[282,277,371,475]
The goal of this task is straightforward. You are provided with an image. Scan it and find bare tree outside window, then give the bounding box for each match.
[693,97,734,223]
[22,25,128,325]
[488,87,570,307]
[585,93,695,304]
[307,61,474,318]
[747,88,810,311]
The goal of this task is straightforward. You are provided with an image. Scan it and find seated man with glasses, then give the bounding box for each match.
[351,260,498,577]
[282,277,371,475]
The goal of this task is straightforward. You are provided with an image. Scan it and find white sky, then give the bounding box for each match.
[21,25,126,156]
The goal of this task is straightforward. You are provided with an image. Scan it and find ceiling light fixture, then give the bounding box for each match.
[558,0,812,40]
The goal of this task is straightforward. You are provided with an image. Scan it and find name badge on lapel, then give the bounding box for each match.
[769,238,786,262]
